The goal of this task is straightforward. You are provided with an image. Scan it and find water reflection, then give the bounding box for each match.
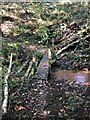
[51,70,90,84]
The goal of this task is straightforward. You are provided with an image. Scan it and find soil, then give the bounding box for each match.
[2,58,90,120]
[1,3,90,119]
[2,79,90,120]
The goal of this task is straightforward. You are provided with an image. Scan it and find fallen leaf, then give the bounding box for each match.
[15,105,25,111]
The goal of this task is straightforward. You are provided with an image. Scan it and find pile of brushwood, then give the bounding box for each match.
[1,2,90,120]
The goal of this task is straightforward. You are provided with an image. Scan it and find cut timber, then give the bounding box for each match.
[37,52,50,80]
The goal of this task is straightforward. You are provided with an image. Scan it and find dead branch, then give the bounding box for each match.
[28,55,37,79]
[54,34,79,50]
[25,61,33,78]
[12,56,36,97]
[2,53,13,114]
[48,48,52,63]
[17,59,29,73]
[56,39,80,55]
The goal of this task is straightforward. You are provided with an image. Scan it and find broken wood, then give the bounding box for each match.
[56,39,80,55]
[2,53,13,114]
[37,52,50,80]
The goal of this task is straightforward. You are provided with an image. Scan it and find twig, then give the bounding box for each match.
[2,53,13,114]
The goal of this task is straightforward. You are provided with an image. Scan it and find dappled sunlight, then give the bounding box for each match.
[37,18,46,24]
[1,21,14,35]
[28,45,36,50]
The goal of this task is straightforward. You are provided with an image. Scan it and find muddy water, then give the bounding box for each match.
[51,70,90,85]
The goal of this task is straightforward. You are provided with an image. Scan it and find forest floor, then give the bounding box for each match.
[1,2,90,120]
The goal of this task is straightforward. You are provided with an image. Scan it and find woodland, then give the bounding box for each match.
[0,2,90,120]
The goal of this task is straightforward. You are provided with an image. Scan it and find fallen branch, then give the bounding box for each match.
[2,53,13,114]
[17,59,29,74]
[54,34,79,50]
[25,61,33,78]
[56,39,80,55]
[12,56,36,97]
[28,55,37,79]
[48,48,52,63]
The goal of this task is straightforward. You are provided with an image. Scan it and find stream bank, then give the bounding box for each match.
[1,2,90,119]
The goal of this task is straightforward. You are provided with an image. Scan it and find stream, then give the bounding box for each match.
[51,69,90,85]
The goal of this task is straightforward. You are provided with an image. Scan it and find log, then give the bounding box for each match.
[2,53,13,114]
[56,39,80,55]
[37,52,50,80]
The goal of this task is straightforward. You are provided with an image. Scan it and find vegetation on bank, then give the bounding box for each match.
[1,2,90,119]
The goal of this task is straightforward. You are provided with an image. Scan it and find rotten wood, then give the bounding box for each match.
[37,52,50,80]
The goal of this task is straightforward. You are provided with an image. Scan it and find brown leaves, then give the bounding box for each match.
[15,105,25,111]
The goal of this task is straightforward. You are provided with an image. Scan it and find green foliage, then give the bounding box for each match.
[32,3,43,15]
[8,43,19,51]
[36,25,49,45]
[10,78,22,85]
[13,22,27,35]
[36,51,43,60]
[67,96,76,111]
[2,38,21,67]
